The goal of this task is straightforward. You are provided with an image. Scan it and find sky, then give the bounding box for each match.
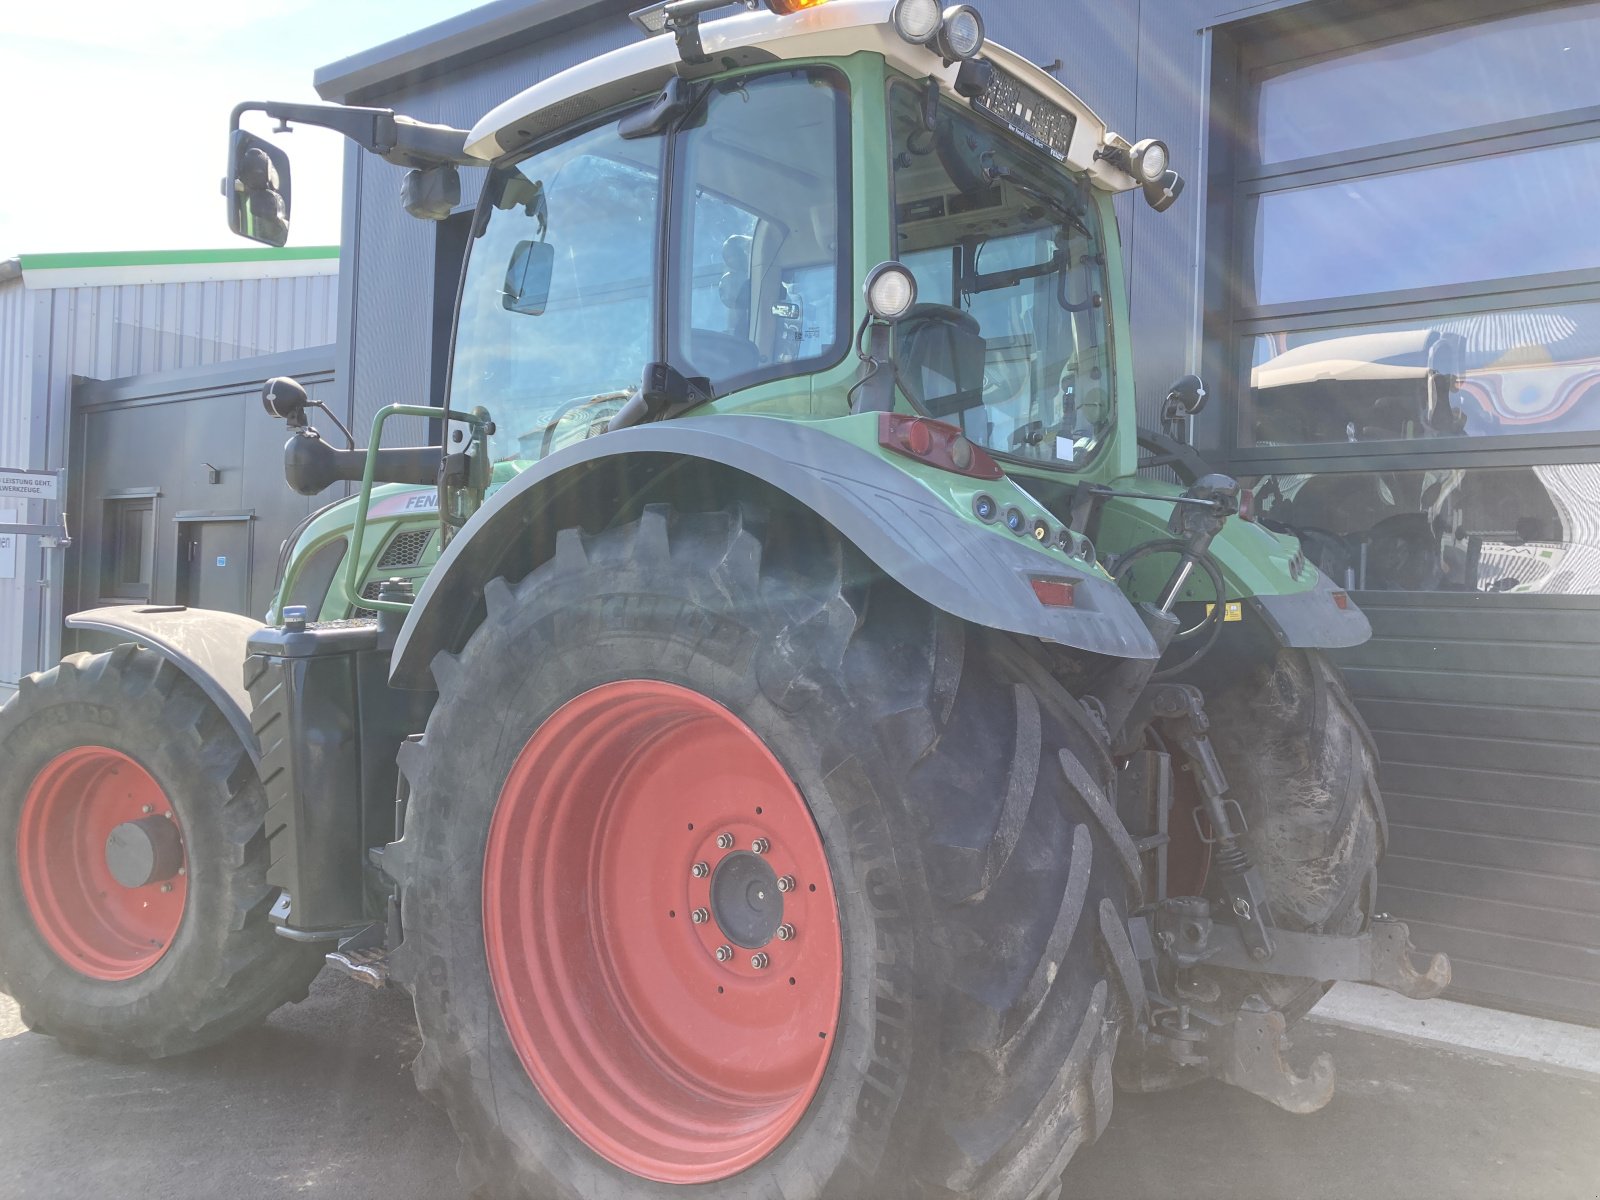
[0,1,489,258]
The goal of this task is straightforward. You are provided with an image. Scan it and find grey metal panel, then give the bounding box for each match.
[68,347,338,630]
[1337,592,1600,1024]
[315,0,633,104]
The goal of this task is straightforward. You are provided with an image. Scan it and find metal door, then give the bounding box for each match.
[177,520,252,615]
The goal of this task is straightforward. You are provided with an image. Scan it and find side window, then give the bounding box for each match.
[672,69,850,394]
[100,498,154,602]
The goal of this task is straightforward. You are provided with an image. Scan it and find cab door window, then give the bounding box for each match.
[670,68,851,395]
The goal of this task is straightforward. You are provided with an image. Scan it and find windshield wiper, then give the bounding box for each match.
[981,160,1091,238]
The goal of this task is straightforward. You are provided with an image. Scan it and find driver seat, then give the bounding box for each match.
[896,304,986,419]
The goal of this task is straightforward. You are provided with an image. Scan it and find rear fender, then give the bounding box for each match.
[64,606,263,764]
[388,415,1159,690]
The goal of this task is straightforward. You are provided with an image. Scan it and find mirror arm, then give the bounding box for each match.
[230,101,475,168]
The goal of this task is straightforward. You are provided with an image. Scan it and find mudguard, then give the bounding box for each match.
[65,605,264,765]
[389,415,1160,690]
[1249,572,1371,649]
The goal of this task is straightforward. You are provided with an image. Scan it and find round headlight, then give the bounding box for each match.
[891,0,943,43]
[864,261,918,322]
[934,4,984,60]
[1130,138,1169,184]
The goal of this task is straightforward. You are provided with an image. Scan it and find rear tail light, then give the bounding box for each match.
[878,413,1004,480]
[1332,591,1350,610]
[1237,487,1256,522]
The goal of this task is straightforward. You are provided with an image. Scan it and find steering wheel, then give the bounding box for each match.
[1108,538,1228,679]
[686,329,760,385]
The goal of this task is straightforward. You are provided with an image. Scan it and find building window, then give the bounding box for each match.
[101,498,154,601]
[1211,2,1600,591]
[1221,1,1600,459]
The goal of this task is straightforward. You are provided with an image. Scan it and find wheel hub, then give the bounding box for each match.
[483,680,843,1185]
[105,815,185,890]
[709,851,782,948]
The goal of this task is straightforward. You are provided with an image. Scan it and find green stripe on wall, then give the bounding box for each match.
[18,246,339,270]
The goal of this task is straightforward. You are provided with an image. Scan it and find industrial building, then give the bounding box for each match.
[2,0,1595,1024]
[0,248,338,698]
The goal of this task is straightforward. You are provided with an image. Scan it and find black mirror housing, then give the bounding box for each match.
[402,164,461,221]
[262,375,309,424]
[226,129,292,247]
[502,240,556,316]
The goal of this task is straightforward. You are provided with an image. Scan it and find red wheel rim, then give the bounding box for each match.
[484,681,843,1185]
[17,747,188,981]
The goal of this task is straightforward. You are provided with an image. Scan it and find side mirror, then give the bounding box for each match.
[502,240,556,316]
[1162,374,1207,441]
[226,130,292,247]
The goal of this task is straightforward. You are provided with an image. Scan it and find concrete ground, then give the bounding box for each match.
[1,974,1596,1200]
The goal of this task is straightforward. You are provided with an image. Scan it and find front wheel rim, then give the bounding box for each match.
[483,680,843,1184]
[17,746,188,980]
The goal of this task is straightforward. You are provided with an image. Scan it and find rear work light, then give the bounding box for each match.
[878,413,1004,480]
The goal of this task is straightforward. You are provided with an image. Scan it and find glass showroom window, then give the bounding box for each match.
[1230,2,1600,455]
[1223,2,1600,594]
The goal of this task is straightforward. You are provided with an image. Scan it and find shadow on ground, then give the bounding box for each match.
[3,972,1596,1199]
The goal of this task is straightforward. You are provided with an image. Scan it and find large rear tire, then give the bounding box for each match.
[1120,647,1384,1090]
[390,504,1143,1200]
[0,647,324,1058]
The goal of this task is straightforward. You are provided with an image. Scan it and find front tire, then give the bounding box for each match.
[391,504,1142,1200]
[0,647,324,1058]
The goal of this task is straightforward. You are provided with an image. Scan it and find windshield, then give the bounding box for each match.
[889,83,1114,468]
[450,122,662,467]
[447,69,849,469]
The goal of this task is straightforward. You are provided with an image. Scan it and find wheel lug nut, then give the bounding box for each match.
[160,883,173,893]
[751,953,769,970]
[716,833,735,850]
[777,875,795,892]
[715,945,733,962]
[691,908,710,924]
[776,923,795,941]
[691,862,709,878]
[751,837,770,855]
[141,805,154,814]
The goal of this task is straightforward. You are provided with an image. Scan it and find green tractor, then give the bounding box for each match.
[0,1,1448,1194]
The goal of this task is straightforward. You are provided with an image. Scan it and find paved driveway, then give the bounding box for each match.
[2,973,1596,1199]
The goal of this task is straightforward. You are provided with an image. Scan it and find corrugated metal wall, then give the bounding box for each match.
[1337,594,1600,1025]
[0,268,338,697]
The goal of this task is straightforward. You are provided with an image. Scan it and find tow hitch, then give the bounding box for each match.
[1128,904,1450,1111]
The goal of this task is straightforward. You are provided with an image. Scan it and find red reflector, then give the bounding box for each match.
[1031,578,1076,607]
[1238,487,1256,522]
[1332,591,1350,610]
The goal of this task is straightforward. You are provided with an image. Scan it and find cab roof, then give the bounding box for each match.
[463,0,1138,194]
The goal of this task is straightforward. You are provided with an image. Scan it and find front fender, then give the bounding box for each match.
[65,605,264,764]
[389,415,1159,689]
